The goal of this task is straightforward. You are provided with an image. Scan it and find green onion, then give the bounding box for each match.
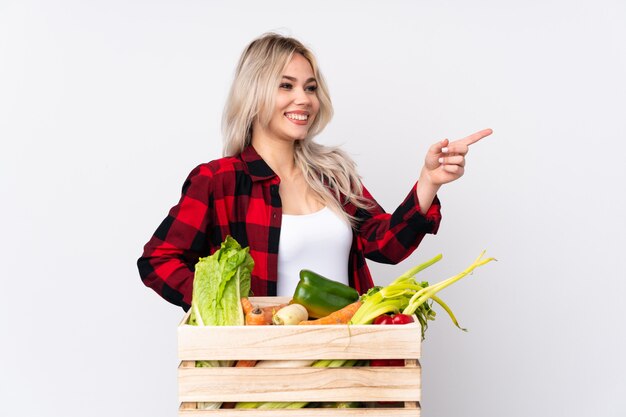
[350,251,496,339]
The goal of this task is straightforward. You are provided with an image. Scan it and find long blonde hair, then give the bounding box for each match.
[222,33,373,223]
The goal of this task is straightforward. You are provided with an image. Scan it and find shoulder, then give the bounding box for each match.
[179,155,246,197]
[189,155,246,179]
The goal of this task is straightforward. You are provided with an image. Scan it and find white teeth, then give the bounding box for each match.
[285,113,308,121]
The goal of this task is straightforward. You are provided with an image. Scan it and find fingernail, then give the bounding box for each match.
[442,147,449,153]
[438,157,444,164]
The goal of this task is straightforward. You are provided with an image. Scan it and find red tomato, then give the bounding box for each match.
[391,314,414,324]
[373,314,394,325]
[371,314,412,368]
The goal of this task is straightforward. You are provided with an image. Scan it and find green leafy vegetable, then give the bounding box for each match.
[349,250,496,339]
[188,236,254,410]
[189,236,254,327]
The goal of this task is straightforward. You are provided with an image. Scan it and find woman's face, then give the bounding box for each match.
[258,53,320,144]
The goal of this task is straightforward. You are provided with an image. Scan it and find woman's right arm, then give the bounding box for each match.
[137,164,214,310]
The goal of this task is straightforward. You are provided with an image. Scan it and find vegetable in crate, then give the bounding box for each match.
[297,300,362,325]
[272,304,308,325]
[349,251,496,339]
[371,313,414,366]
[189,236,254,327]
[188,236,254,410]
[241,297,287,325]
[292,269,360,318]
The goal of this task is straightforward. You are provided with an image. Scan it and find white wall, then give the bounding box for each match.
[2,1,625,416]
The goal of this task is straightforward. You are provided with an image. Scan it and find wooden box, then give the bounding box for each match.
[178,297,422,416]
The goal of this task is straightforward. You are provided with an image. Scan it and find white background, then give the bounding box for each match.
[1,1,625,416]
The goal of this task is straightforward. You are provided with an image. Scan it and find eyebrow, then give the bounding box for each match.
[282,75,317,84]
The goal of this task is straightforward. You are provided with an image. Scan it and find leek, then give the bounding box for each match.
[350,251,496,339]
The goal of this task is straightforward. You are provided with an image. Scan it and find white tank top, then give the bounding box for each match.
[277,206,353,297]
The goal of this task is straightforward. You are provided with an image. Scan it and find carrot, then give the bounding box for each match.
[235,360,257,367]
[245,307,268,325]
[241,297,255,315]
[298,300,363,325]
[261,303,287,323]
[242,298,288,325]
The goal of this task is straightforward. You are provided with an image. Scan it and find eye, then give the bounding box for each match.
[305,85,318,93]
[279,83,293,90]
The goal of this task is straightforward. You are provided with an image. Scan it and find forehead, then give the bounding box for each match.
[283,53,315,79]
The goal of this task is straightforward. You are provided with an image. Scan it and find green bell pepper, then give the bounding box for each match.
[292,269,360,318]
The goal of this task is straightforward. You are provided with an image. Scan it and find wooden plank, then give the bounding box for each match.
[179,297,421,361]
[179,361,198,410]
[178,366,420,403]
[403,359,420,409]
[178,323,421,361]
[179,406,420,416]
[249,296,291,307]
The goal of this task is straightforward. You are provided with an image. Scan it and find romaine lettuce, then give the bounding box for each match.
[190,236,254,327]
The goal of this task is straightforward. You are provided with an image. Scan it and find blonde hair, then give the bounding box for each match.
[222,33,373,223]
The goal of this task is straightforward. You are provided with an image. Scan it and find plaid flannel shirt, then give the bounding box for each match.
[137,145,441,310]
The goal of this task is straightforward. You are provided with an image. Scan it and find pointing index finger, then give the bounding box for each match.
[459,128,493,146]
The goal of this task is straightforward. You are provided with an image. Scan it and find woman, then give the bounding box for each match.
[137,33,492,310]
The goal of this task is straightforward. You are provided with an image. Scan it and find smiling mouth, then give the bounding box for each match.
[285,112,309,121]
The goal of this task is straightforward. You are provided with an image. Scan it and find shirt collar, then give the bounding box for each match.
[240,145,278,182]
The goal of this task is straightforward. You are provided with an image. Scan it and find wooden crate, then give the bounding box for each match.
[178,297,422,416]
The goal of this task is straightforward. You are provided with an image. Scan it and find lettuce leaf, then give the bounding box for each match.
[190,236,254,327]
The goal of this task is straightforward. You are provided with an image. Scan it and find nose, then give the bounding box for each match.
[293,87,312,107]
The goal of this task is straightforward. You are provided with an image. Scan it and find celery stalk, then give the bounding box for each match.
[350,251,495,338]
[430,294,466,331]
[393,253,442,281]
[403,251,496,316]
[350,298,406,325]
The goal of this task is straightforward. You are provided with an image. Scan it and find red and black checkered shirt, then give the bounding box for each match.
[138,145,442,310]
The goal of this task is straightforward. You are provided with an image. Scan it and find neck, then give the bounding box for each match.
[251,130,299,180]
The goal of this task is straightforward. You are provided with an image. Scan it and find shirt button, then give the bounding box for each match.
[273,213,277,219]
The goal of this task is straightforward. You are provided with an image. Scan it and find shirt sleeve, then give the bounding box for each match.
[137,164,213,310]
[353,181,442,264]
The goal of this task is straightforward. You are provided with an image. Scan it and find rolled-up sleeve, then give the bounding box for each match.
[355,181,441,264]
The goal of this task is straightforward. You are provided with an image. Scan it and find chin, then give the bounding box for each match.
[288,130,309,141]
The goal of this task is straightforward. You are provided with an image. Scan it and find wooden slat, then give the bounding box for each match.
[178,323,421,361]
[403,359,420,409]
[179,298,421,361]
[178,366,420,403]
[248,296,291,307]
[179,406,420,416]
[179,361,198,410]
